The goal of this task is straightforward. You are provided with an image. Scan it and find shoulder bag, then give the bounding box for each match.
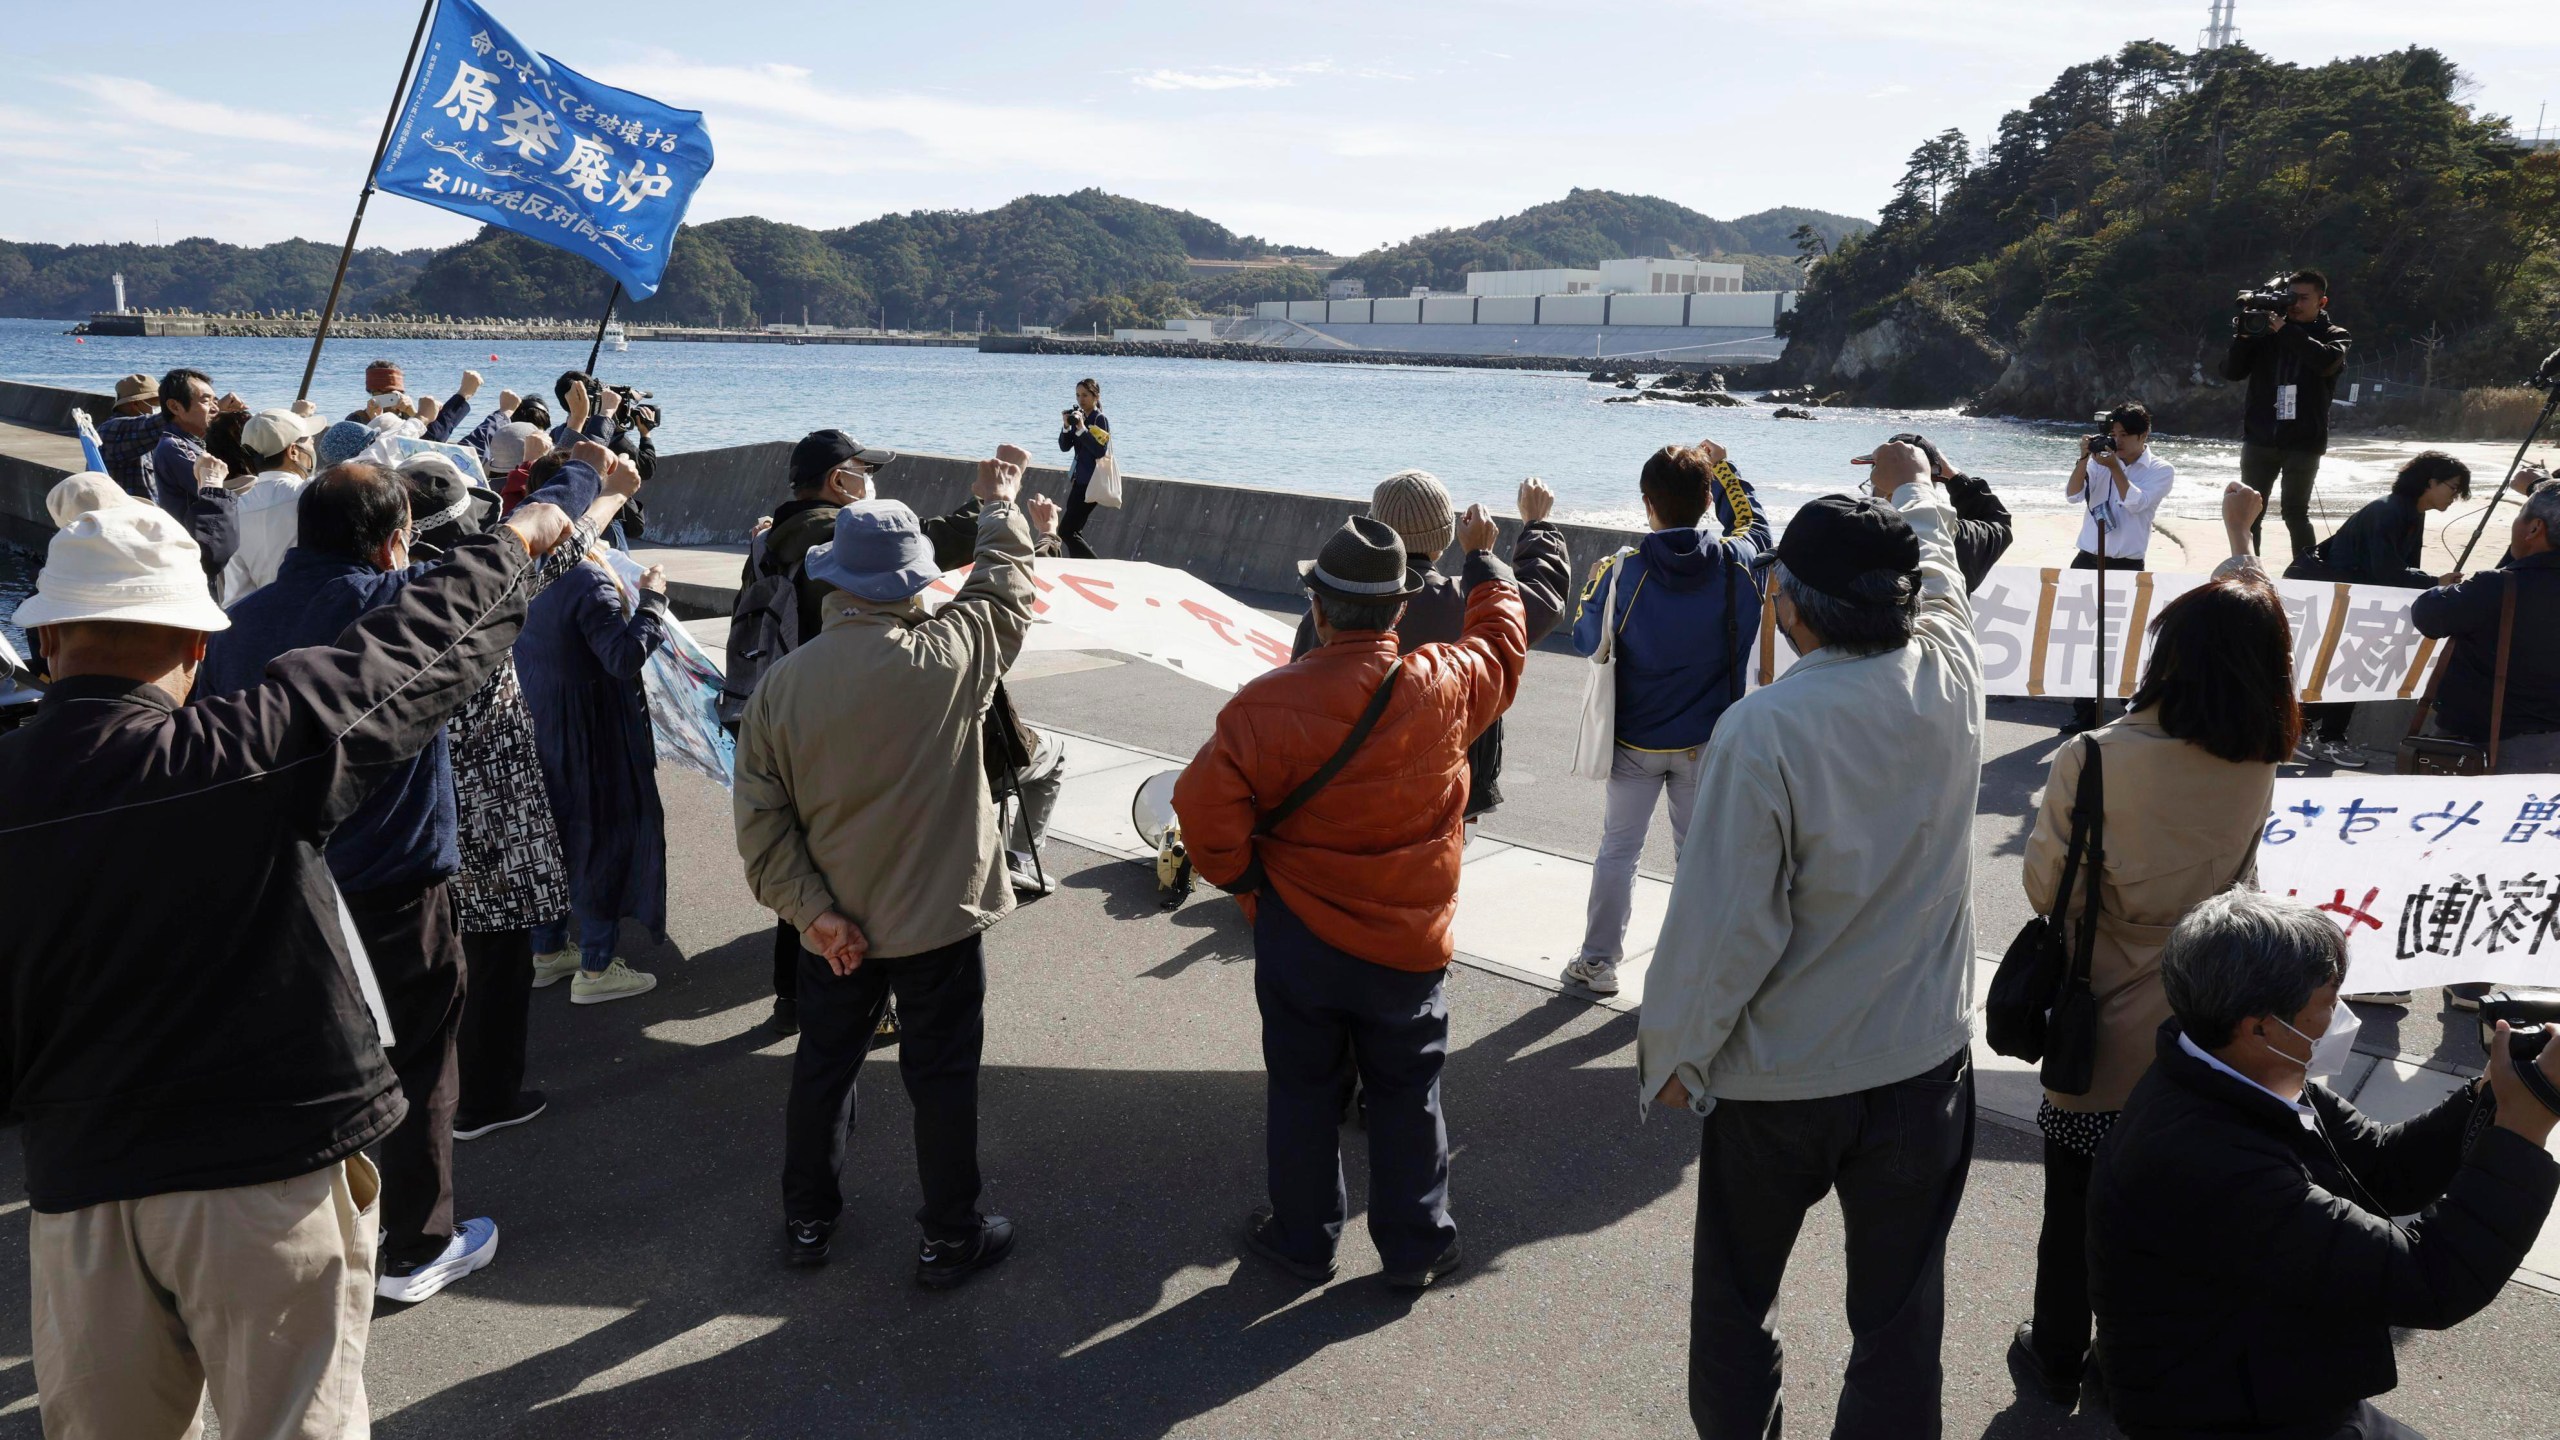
[2397,574,2515,776]
[1088,433,1125,510]
[1987,736,2105,1080]
[1569,550,1634,780]
[1216,659,1402,897]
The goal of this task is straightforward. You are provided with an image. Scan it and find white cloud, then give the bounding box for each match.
[48,75,367,153]
[1131,68,1289,91]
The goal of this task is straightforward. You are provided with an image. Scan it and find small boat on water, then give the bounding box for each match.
[604,320,628,352]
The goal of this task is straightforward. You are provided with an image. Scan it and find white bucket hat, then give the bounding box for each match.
[43,472,144,529]
[13,497,231,633]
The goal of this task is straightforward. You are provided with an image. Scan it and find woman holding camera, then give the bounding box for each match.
[2011,485,2301,1410]
[2284,452,2471,770]
[1054,377,1111,558]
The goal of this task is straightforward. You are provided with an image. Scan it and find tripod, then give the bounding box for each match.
[2451,380,2560,572]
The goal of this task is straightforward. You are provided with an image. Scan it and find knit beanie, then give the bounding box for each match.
[364,359,405,395]
[1369,469,1454,558]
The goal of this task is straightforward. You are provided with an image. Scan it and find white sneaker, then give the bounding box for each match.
[2344,990,2413,1007]
[1008,850,1055,896]
[2323,740,2368,769]
[530,948,581,988]
[377,1217,498,1303]
[570,959,657,1005]
[2291,739,2320,765]
[1562,955,1621,996]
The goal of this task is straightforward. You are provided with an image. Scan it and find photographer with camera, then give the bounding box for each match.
[2090,890,2560,1440]
[551,371,654,545]
[2064,404,2175,731]
[1054,378,1111,558]
[2223,270,2351,561]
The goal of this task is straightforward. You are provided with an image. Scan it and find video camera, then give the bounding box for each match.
[2531,346,2560,393]
[2233,277,2293,338]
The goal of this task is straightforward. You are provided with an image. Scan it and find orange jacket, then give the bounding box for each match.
[1173,556,1527,970]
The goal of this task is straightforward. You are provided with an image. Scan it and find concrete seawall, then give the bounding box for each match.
[650,441,1643,599]
[0,377,1642,600]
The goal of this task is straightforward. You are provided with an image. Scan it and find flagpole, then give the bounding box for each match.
[585,280,625,375]
[297,0,440,404]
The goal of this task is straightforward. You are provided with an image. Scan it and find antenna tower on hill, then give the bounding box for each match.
[2201,0,2239,49]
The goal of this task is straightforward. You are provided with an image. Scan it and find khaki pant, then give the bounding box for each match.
[30,1156,379,1440]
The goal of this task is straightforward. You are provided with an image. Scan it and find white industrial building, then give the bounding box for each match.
[1462,257,1744,297]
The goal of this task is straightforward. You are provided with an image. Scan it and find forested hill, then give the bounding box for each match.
[1329,191,1870,296]
[0,188,1868,332]
[1779,42,2560,425]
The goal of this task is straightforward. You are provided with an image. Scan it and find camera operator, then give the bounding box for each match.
[2064,403,2175,732]
[2090,890,2560,1440]
[2223,270,2351,561]
[550,371,653,545]
[1054,378,1110,558]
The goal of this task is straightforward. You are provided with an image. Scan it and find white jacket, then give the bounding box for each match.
[221,470,310,604]
[1636,481,1985,1114]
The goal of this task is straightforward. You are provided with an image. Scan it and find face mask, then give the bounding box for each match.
[2265,1005,2359,1079]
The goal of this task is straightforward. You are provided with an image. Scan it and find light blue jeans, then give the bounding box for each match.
[530,916,620,975]
[1579,743,1702,964]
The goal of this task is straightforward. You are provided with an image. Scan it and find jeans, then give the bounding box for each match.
[782,934,987,1241]
[457,928,533,1122]
[1580,743,1702,964]
[1253,896,1457,1273]
[1689,1050,1976,1439]
[530,914,619,975]
[346,878,465,1267]
[2069,551,2145,731]
[2029,1138,2096,1377]
[2240,443,2323,562]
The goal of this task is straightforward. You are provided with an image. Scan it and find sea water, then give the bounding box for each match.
[0,314,2539,655]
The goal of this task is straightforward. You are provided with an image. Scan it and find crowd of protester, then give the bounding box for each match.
[5,359,2560,1440]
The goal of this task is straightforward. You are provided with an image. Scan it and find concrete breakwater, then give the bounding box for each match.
[0,377,1642,605]
[981,333,1786,383]
[73,313,739,342]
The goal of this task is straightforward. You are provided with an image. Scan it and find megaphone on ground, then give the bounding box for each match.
[1131,770,1193,909]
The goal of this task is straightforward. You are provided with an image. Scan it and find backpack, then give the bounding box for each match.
[719,535,801,728]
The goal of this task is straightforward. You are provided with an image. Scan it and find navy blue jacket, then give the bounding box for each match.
[200,548,457,894]
[2289,493,2436,589]
[1571,461,1769,752]
[1057,407,1111,501]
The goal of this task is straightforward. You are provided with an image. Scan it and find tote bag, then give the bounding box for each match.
[1088,435,1125,509]
[1570,551,1634,780]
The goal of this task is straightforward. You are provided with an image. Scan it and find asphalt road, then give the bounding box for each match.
[0,632,2532,1437]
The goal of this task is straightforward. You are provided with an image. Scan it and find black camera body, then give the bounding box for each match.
[2477,988,2560,1062]
[2234,277,2292,337]
[2085,411,2118,455]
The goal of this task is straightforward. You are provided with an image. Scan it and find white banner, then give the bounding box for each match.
[2256,775,2560,992]
[1751,564,2445,704]
[926,558,1298,694]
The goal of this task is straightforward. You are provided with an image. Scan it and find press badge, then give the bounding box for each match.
[2276,384,2299,420]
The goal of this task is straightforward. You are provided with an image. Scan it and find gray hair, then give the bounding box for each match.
[1307,588,1405,634]
[2159,890,2347,1048]
[2522,478,2560,536]
[1775,561,1918,657]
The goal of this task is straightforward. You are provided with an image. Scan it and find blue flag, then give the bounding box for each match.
[374,0,713,300]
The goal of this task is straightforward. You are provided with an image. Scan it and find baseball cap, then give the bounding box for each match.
[789,429,898,491]
[240,408,326,463]
[1773,494,1921,603]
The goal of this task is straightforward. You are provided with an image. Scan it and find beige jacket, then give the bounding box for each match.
[1635,481,1983,1115]
[733,502,1036,959]
[2023,710,2274,1113]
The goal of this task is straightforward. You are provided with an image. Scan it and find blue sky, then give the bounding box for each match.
[4,1,2553,255]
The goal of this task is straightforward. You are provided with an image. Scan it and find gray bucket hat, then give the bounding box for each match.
[804,500,943,602]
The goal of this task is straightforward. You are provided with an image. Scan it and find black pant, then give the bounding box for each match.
[782,933,986,1241]
[771,917,799,1002]
[2030,1139,2095,1377]
[2124,1401,2429,1440]
[1688,1050,1976,1439]
[1253,896,1456,1273]
[346,878,466,1266]
[457,928,532,1122]
[2307,701,2354,745]
[2240,442,2323,562]
[1059,494,1101,559]
[2070,550,2146,730]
